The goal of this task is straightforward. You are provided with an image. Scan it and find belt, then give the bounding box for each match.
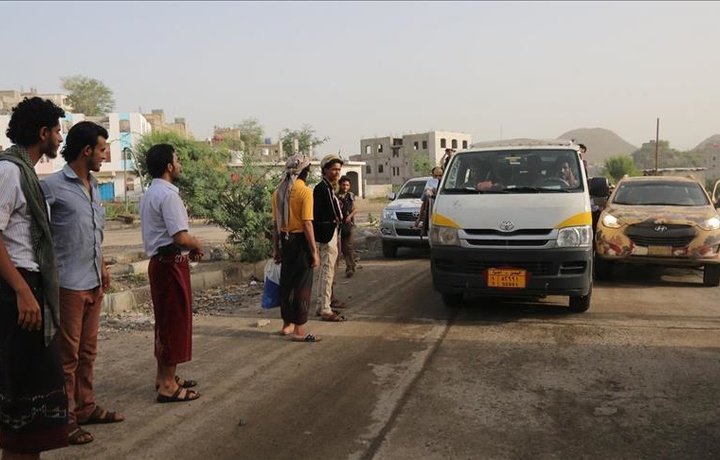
[151,253,188,264]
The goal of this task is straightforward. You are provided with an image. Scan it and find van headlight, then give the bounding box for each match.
[699,216,720,231]
[382,209,395,220]
[430,225,460,246]
[557,226,592,248]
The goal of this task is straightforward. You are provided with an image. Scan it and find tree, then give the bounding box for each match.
[631,140,704,170]
[411,152,434,176]
[280,124,328,157]
[61,75,115,116]
[134,131,231,220]
[602,155,641,183]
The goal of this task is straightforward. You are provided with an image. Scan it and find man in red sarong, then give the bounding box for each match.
[139,143,204,403]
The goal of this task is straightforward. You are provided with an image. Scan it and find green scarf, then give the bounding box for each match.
[0,145,59,346]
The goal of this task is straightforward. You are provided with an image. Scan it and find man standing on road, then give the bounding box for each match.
[272,154,321,342]
[140,144,203,403]
[0,97,69,458]
[313,154,346,322]
[41,121,124,446]
[337,175,358,278]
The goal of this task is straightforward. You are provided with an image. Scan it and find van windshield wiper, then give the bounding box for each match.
[442,187,510,194]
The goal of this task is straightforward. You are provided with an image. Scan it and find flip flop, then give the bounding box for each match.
[320,312,345,322]
[291,334,322,342]
[156,387,201,403]
[155,375,198,391]
[77,406,124,425]
[68,424,94,445]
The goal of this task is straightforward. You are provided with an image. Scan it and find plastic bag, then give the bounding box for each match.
[261,259,281,309]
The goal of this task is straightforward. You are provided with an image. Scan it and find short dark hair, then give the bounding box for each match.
[578,143,587,151]
[431,166,443,176]
[6,97,65,147]
[339,175,350,185]
[145,143,176,178]
[61,121,109,162]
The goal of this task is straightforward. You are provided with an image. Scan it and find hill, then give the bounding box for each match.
[558,128,637,164]
[694,134,720,152]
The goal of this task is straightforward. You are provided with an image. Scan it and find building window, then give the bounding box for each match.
[422,140,428,149]
[462,140,468,149]
[365,145,370,155]
[451,139,458,149]
[392,149,399,158]
[440,138,447,148]
[366,165,372,174]
[378,143,383,153]
[413,142,418,150]
[379,164,384,174]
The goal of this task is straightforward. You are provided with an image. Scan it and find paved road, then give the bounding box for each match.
[45,249,720,459]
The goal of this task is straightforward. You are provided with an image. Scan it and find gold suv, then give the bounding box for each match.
[595,175,720,286]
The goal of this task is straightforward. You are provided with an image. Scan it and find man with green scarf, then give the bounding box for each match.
[0,97,69,458]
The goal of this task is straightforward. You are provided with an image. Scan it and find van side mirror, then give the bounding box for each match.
[588,176,610,198]
[387,192,396,201]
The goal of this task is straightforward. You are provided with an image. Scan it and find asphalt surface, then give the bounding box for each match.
[44,243,720,460]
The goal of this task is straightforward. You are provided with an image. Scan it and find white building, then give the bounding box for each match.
[0,111,152,201]
[354,130,472,187]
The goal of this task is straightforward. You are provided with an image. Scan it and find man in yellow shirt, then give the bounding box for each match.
[272,154,321,342]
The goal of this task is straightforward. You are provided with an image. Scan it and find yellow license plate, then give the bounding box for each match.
[487,268,526,288]
[648,246,672,256]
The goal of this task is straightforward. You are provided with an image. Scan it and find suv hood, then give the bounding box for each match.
[604,204,718,226]
[384,198,422,211]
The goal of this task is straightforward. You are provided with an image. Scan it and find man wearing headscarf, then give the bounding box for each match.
[271,154,321,342]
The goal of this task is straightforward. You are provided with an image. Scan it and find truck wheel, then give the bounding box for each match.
[569,288,591,313]
[594,256,613,281]
[703,264,720,287]
[382,241,397,258]
[441,292,463,307]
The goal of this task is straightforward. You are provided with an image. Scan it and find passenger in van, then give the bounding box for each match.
[522,155,544,185]
[462,159,497,191]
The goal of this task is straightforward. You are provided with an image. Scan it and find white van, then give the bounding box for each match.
[429,138,597,312]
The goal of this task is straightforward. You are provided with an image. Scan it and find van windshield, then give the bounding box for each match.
[440,149,585,194]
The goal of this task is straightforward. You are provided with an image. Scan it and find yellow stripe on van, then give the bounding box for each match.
[431,213,460,228]
[555,211,592,228]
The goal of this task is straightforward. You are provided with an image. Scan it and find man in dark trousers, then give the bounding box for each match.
[0,97,69,458]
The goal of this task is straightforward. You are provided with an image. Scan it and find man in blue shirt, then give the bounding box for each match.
[41,121,123,445]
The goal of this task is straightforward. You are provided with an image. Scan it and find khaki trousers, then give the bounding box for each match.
[57,287,103,424]
[315,230,339,316]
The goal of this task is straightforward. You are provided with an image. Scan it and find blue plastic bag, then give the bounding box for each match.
[261,259,281,309]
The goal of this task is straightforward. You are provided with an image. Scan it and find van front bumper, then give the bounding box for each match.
[431,246,592,297]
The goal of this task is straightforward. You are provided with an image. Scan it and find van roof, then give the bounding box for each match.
[467,138,577,151]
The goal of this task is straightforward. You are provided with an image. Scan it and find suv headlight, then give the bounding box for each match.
[382,209,395,220]
[699,216,720,231]
[557,225,592,248]
[430,225,460,246]
[601,213,621,228]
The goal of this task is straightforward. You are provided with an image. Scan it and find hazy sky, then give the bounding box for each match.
[2,1,718,156]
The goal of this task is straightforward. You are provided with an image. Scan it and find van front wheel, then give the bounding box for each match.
[703,264,720,287]
[569,289,591,313]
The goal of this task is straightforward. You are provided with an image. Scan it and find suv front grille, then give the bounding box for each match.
[626,223,695,247]
[396,212,418,222]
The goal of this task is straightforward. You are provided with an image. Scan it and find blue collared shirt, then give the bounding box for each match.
[139,178,189,257]
[41,164,105,290]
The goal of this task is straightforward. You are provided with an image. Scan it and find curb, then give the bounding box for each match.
[102,260,266,315]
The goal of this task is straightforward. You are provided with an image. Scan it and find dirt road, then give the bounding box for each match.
[45,246,720,459]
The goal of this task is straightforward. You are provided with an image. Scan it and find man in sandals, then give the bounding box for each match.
[0,97,69,458]
[313,154,346,322]
[140,144,203,403]
[41,121,123,445]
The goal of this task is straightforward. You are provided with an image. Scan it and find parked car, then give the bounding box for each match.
[380,176,432,258]
[595,175,720,286]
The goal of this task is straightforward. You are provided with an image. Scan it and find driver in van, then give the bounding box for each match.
[551,158,579,187]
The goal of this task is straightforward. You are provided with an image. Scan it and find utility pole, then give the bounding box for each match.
[654,118,660,174]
